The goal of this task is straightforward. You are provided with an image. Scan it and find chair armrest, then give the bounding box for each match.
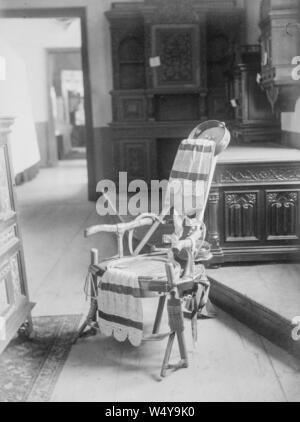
[85,213,159,237]
[171,224,206,253]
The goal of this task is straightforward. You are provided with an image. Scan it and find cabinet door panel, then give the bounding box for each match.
[0,264,10,315]
[0,252,26,315]
[10,252,25,300]
[0,146,13,221]
[115,139,156,183]
[224,191,261,242]
[266,190,300,240]
[151,24,200,88]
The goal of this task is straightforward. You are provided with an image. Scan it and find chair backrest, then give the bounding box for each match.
[163,120,230,238]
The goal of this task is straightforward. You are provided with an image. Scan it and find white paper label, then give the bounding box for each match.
[230,99,238,108]
[263,51,268,66]
[256,73,261,84]
[149,56,161,67]
[0,57,6,81]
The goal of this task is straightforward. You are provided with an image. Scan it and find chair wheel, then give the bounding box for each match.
[18,322,34,341]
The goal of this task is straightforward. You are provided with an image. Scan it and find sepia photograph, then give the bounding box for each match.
[0,0,299,405]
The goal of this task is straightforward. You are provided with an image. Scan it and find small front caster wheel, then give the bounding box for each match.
[18,321,35,341]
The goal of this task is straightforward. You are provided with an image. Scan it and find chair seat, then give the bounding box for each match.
[96,253,201,296]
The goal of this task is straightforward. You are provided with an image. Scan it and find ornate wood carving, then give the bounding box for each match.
[112,95,147,122]
[123,98,145,121]
[266,191,299,238]
[219,166,300,184]
[225,192,258,240]
[110,24,145,90]
[151,24,200,88]
[144,0,199,24]
[158,29,193,83]
[115,139,155,183]
[125,143,146,180]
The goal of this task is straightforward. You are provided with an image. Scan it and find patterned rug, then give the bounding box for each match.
[0,315,82,402]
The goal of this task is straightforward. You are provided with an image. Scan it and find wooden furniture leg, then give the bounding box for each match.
[195,273,217,318]
[177,328,188,367]
[160,293,189,377]
[152,295,166,334]
[160,332,176,377]
[77,249,99,340]
[18,314,34,340]
[160,263,189,378]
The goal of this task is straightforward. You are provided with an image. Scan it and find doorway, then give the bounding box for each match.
[47,48,86,161]
[1,7,95,200]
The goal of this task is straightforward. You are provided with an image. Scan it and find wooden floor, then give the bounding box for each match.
[17,159,116,317]
[16,160,300,402]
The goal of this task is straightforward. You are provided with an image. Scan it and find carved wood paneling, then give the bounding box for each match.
[218,165,300,185]
[224,192,259,241]
[115,139,156,183]
[144,0,200,24]
[266,191,299,239]
[122,98,145,121]
[151,24,200,88]
[110,23,145,90]
[113,95,147,122]
[124,143,146,180]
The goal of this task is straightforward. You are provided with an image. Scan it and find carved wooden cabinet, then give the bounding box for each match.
[0,117,34,354]
[206,146,300,265]
[230,45,281,144]
[259,0,300,112]
[106,0,243,183]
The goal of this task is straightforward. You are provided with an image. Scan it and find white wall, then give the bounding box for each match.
[0,39,40,174]
[245,0,261,44]
[282,98,300,133]
[0,18,81,123]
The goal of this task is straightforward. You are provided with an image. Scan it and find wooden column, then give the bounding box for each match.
[207,188,223,264]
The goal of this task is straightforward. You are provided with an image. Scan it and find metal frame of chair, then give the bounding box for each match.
[76,120,230,378]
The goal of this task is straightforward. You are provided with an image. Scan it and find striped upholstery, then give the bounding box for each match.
[98,268,143,347]
[164,138,216,238]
